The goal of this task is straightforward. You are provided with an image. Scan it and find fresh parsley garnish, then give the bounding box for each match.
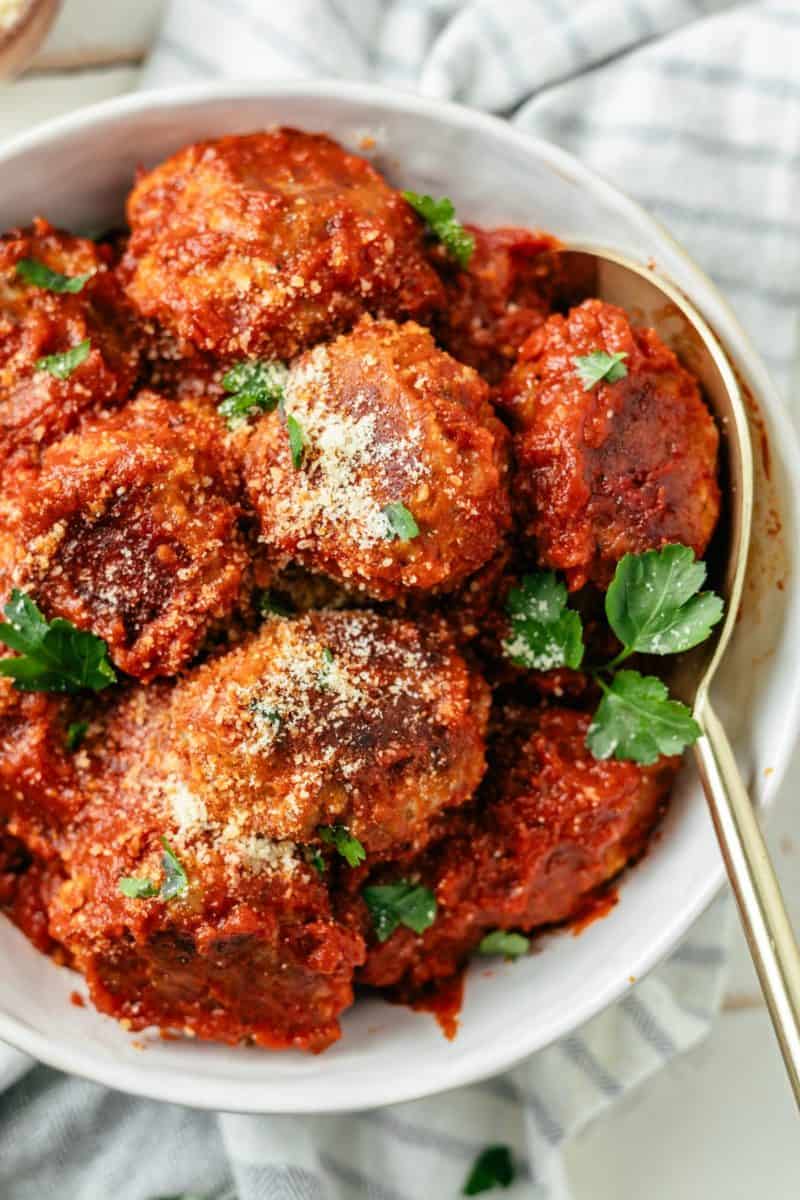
[317,646,335,690]
[286,414,305,468]
[0,590,116,694]
[15,258,92,294]
[478,930,530,960]
[502,573,584,671]
[604,544,724,663]
[402,191,475,268]
[218,359,288,429]
[463,1145,515,1195]
[118,877,159,900]
[36,339,91,380]
[119,837,189,902]
[501,547,722,765]
[587,670,702,765]
[306,847,326,875]
[362,881,437,942]
[585,545,722,762]
[258,589,293,617]
[383,502,419,542]
[573,350,628,391]
[65,720,89,752]
[319,824,366,868]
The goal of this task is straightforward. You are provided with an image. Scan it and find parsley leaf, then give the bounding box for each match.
[218,359,288,429]
[36,339,91,380]
[586,670,701,765]
[119,877,159,899]
[605,544,723,660]
[463,1145,515,1195]
[383,502,419,542]
[306,847,326,875]
[16,258,92,293]
[402,191,475,268]
[362,881,437,942]
[118,837,189,902]
[65,720,89,752]
[478,930,530,960]
[286,414,305,468]
[0,590,116,694]
[319,824,366,868]
[258,589,293,617]
[502,572,584,670]
[160,837,189,900]
[573,350,628,391]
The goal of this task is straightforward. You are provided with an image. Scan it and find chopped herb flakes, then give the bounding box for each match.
[36,339,91,380]
[119,837,189,902]
[0,590,116,694]
[362,881,437,942]
[463,1145,515,1194]
[573,349,628,391]
[402,191,475,268]
[219,359,288,428]
[258,590,293,618]
[65,720,89,752]
[319,824,366,868]
[383,502,419,542]
[478,930,530,959]
[15,258,92,293]
[287,413,305,468]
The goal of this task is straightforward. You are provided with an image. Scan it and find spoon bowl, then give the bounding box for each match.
[559,245,800,1106]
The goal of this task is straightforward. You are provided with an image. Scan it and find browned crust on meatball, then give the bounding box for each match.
[112,608,490,859]
[122,129,445,361]
[0,219,142,477]
[0,391,248,680]
[499,299,721,590]
[243,318,511,598]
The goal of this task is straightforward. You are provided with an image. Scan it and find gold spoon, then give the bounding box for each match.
[0,0,60,81]
[559,246,800,1107]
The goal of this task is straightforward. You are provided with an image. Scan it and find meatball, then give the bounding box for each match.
[123,129,445,361]
[354,706,677,992]
[128,608,489,858]
[0,219,141,475]
[0,392,247,680]
[0,830,59,955]
[244,318,511,598]
[0,679,82,854]
[44,686,364,1050]
[500,299,721,590]
[430,226,561,383]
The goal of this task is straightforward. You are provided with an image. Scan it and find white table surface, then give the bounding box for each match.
[1,1,798,1194]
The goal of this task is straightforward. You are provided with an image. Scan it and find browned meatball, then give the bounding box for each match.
[0,679,83,854]
[353,705,677,993]
[0,392,247,680]
[500,299,721,590]
[122,129,445,361]
[44,683,364,1050]
[127,608,489,858]
[430,226,561,383]
[244,318,511,599]
[0,219,141,475]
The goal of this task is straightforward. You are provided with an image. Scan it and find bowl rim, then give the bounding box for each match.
[1,78,799,1113]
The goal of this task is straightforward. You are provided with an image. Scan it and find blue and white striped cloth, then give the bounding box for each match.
[3,1,799,1196]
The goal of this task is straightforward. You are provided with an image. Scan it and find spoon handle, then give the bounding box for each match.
[694,700,800,1108]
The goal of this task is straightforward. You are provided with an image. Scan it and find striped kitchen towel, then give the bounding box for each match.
[3,0,799,1197]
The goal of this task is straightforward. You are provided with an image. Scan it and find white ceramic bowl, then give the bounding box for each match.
[1,82,798,1114]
